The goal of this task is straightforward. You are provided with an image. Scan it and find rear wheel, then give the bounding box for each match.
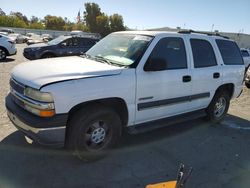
[0,48,7,60]
[206,91,230,123]
[65,105,122,161]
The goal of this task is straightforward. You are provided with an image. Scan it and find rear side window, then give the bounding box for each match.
[241,50,250,57]
[216,40,244,65]
[81,38,96,46]
[191,39,217,68]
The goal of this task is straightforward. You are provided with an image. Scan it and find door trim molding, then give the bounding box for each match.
[137,92,210,111]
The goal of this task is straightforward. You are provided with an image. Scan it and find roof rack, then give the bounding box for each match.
[178,29,230,39]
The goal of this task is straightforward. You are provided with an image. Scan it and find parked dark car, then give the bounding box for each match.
[23,35,99,60]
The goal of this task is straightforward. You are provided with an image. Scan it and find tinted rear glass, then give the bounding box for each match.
[216,40,244,65]
[191,39,217,68]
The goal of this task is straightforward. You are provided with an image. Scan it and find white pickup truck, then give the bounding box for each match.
[6,31,245,159]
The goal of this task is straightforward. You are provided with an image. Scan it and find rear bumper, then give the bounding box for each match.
[5,94,67,146]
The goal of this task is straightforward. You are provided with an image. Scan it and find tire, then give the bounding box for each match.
[245,82,250,89]
[41,53,55,59]
[0,48,7,60]
[206,91,230,123]
[65,105,122,161]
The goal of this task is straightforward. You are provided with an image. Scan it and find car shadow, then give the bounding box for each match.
[0,115,250,188]
[0,58,15,63]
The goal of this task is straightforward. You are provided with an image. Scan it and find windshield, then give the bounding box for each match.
[48,36,69,45]
[86,34,153,66]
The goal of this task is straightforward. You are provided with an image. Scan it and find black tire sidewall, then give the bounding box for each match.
[245,82,250,89]
[66,106,122,160]
[206,92,230,123]
[0,48,7,60]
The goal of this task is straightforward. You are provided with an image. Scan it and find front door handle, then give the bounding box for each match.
[213,72,220,79]
[183,75,191,82]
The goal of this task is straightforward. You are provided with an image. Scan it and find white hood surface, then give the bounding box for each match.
[11,56,123,89]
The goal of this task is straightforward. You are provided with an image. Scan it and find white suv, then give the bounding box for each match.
[0,34,17,60]
[6,31,245,160]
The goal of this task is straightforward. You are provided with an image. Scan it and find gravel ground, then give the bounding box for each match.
[0,44,250,188]
[0,44,28,141]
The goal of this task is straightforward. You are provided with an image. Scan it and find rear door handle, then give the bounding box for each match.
[213,72,220,79]
[183,75,191,82]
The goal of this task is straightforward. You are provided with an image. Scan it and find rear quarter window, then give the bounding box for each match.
[216,40,244,65]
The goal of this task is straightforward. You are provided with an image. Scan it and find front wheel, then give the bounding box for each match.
[206,91,230,123]
[0,48,7,60]
[245,82,250,89]
[65,105,122,161]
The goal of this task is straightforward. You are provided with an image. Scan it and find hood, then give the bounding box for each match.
[27,43,48,48]
[24,40,49,48]
[11,56,123,89]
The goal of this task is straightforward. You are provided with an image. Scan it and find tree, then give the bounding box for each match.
[72,23,89,32]
[30,16,39,24]
[109,14,125,32]
[44,15,65,30]
[0,15,27,28]
[0,8,5,16]
[10,11,29,24]
[83,3,102,33]
[96,14,110,36]
[29,22,45,29]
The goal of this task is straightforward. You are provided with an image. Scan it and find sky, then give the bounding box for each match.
[1,0,250,34]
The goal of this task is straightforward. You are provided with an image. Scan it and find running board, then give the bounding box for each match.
[127,109,206,134]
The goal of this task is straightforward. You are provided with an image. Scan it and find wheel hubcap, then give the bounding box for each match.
[214,97,226,117]
[84,120,110,149]
[91,127,106,144]
[0,49,6,59]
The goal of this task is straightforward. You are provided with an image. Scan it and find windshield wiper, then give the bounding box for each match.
[80,53,92,59]
[94,55,126,67]
[94,55,113,65]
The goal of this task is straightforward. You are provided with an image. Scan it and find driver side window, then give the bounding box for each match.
[144,37,187,71]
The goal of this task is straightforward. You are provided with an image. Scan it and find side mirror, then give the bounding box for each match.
[144,57,166,71]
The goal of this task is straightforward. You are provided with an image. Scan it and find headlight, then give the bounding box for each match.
[24,87,53,102]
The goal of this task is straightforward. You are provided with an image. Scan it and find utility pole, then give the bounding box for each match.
[211,24,214,32]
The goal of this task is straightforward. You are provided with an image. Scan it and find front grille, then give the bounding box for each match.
[10,79,25,95]
[10,93,25,109]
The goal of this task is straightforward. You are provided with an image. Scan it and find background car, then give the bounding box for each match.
[0,28,14,34]
[8,33,27,43]
[240,48,250,70]
[0,34,17,60]
[0,32,8,36]
[23,35,99,60]
[26,34,44,45]
[41,34,53,42]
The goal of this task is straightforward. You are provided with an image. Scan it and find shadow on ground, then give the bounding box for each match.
[0,58,15,63]
[1,115,250,188]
